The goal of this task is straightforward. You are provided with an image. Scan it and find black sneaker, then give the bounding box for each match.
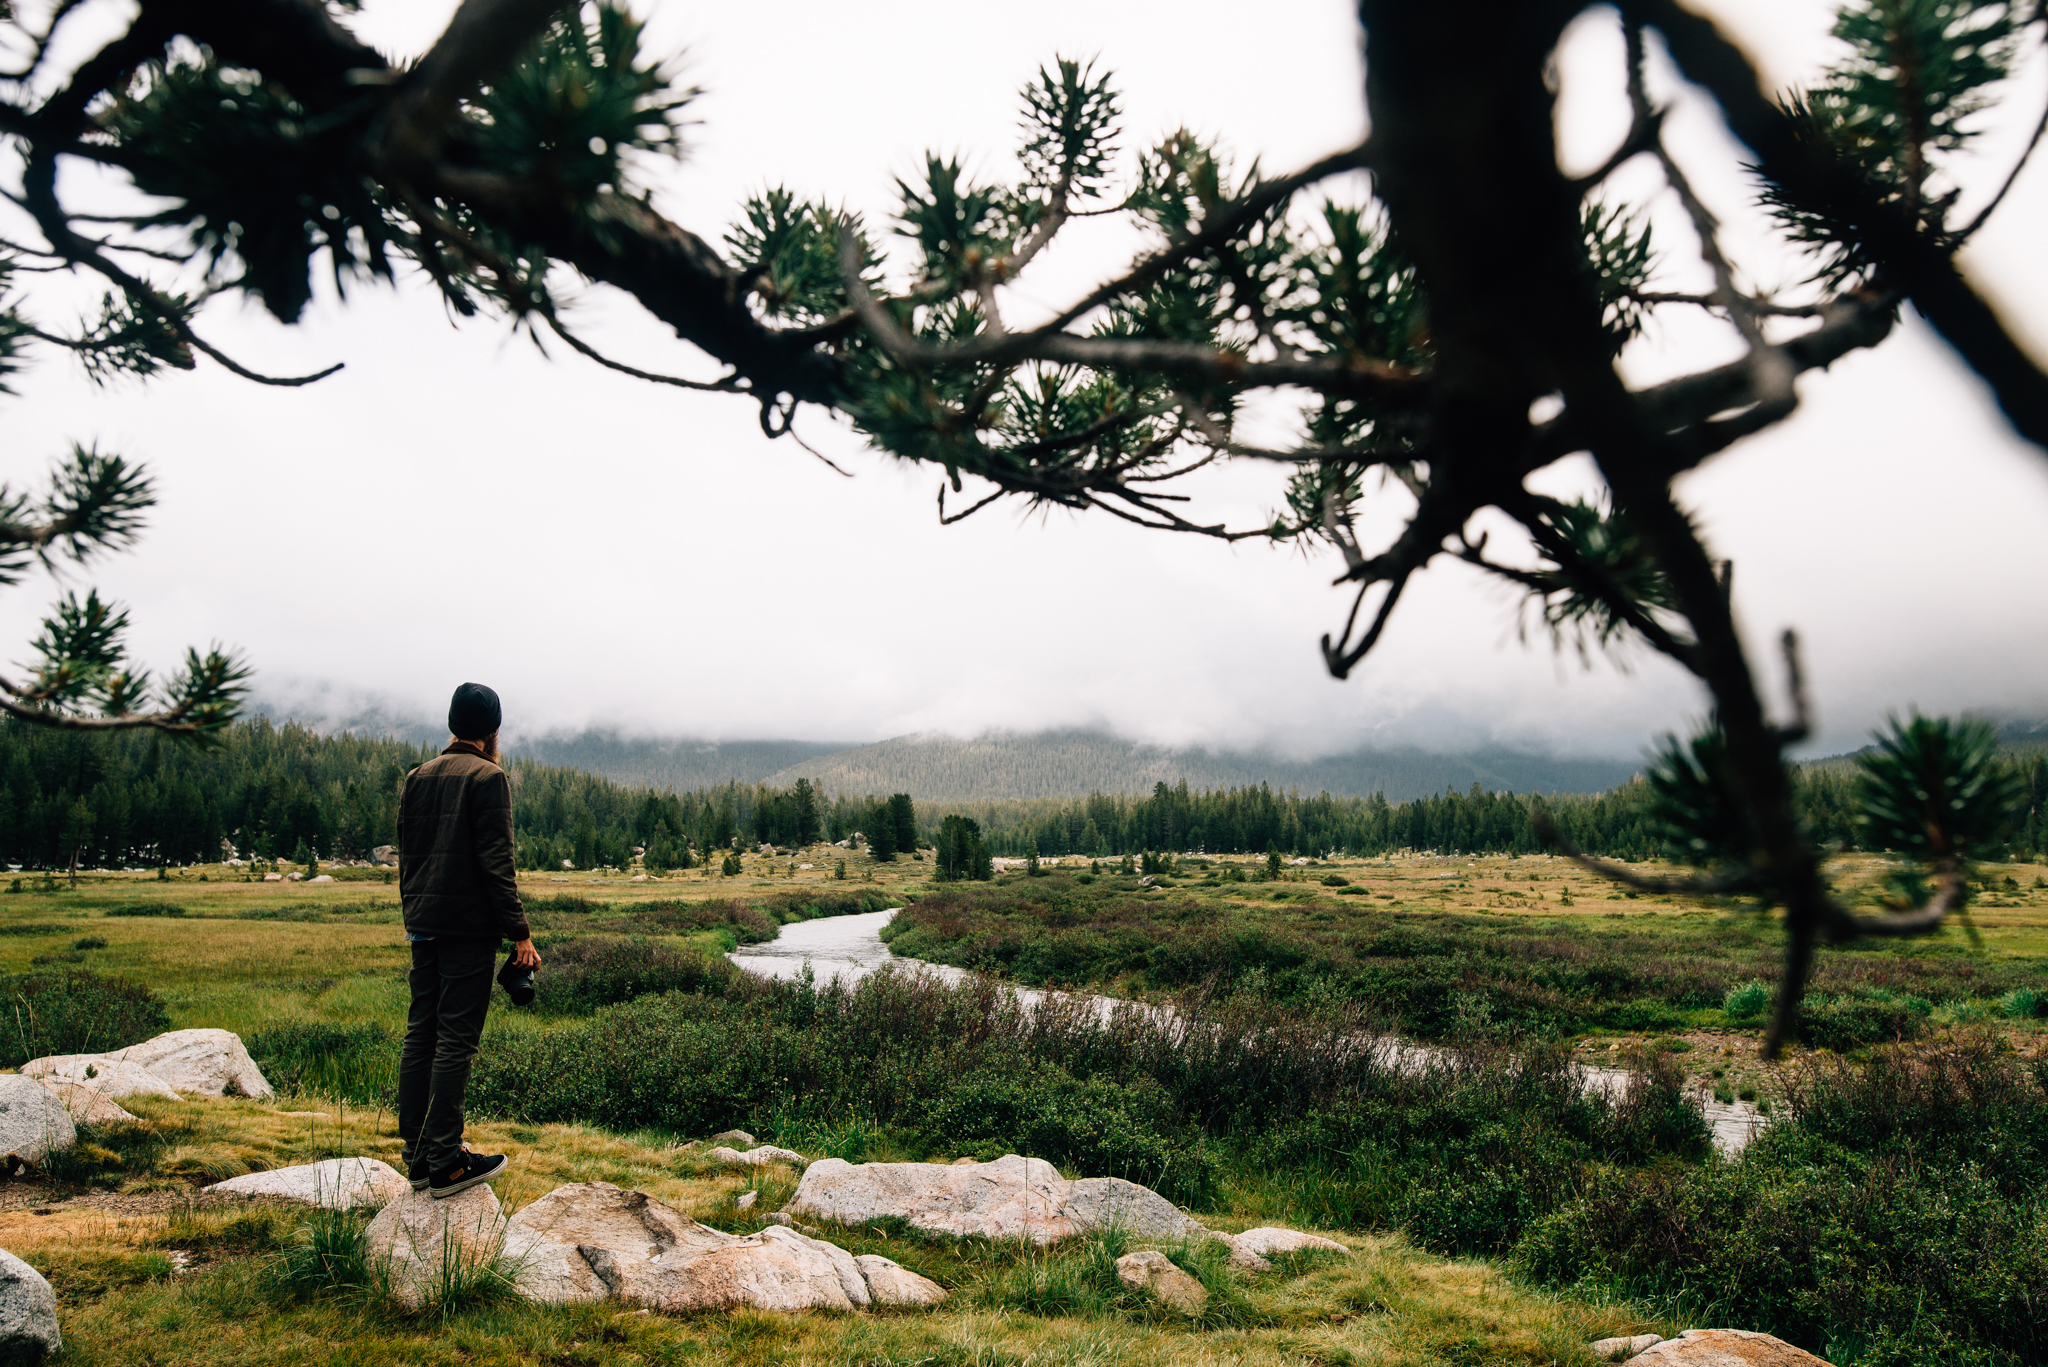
[428,1150,509,1199]
[408,1158,429,1192]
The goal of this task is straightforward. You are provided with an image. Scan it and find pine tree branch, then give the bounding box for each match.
[1627,290,1826,317]
[1956,81,2048,242]
[1466,497,1701,668]
[377,0,570,169]
[1525,292,1900,478]
[536,312,747,392]
[836,225,1415,401]
[1354,0,1891,1058]
[1626,0,2048,454]
[0,689,237,736]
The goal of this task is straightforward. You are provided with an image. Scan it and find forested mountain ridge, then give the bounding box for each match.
[508,732,848,792]
[758,729,1643,802]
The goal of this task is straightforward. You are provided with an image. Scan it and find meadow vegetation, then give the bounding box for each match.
[885,859,2048,1048]
[0,863,2039,1364]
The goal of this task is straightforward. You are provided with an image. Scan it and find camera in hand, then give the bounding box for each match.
[497,950,536,1006]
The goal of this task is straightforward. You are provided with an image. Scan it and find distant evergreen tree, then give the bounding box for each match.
[792,779,822,846]
[644,822,674,874]
[890,793,917,853]
[868,804,897,863]
[1266,843,1282,880]
[60,798,92,880]
[935,815,992,882]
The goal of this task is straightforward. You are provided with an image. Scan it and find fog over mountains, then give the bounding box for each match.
[506,729,1643,802]
[252,691,2047,803]
[749,731,1643,802]
[249,693,1644,799]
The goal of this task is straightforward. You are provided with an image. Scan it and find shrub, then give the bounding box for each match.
[1245,1047,1707,1256]
[1513,1043,2048,1365]
[0,969,171,1069]
[103,903,184,917]
[532,935,742,1012]
[1798,993,1926,1052]
[1998,987,2042,1020]
[906,1065,1217,1205]
[521,894,600,916]
[632,898,777,944]
[1723,978,1771,1019]
[72,936,108,950]
[247,1021,395,1103]
[757,890,896,922]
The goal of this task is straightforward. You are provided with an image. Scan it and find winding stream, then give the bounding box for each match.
[729,908,1765,1153]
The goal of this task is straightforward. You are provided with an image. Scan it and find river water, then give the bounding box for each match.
[729,908,1765,1153]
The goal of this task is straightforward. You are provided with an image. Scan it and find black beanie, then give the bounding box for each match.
[448,682,502,740]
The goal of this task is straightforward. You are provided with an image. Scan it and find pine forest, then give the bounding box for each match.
[4,717,2043,873]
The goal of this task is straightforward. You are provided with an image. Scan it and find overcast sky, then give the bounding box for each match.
[2,0,2045,760]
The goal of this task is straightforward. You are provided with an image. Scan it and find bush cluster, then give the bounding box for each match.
[530,934,738,1012]
[468,961,1707,1211]
[0,969,170,1068]
[1238,1049,1705,1255]
[1514,1041,2048,1366]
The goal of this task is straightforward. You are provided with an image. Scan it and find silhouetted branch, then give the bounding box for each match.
[1628,0,2048,453]
[1533,810,1759,894]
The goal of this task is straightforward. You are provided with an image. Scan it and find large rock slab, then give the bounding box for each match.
[1114,1250,1207,1315]
[492,1180,948,1316]
[0,1249,60,1362]
[113,1028,274,1099]
[1624,1330,1834,1366]
[0,1078,75,1163]
[1593,1335,1665,1361]
[502,1181,738,1306]
[207,1158,409,1209]
[785,1154,1202,1245]
[21,1055,180,1101]
[787,1154,1072,1243]
[1223,1227,1350,1271]
[706,1144,807,1168]
[365,1184,507,1310]
[1062,1177,1205,1241]
[509,1181,730,1261]
[855,1253,947,1307]
[587,1223,868,1313]
[36,1078,139,1126]
[500,1225,606,1307]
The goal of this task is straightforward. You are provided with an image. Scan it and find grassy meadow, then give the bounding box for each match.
[0,850,2041,1365]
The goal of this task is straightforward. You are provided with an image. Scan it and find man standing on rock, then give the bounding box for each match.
[396,682,540,1197]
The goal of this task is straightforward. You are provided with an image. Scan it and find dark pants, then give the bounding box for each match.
[397,936,497,1174]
